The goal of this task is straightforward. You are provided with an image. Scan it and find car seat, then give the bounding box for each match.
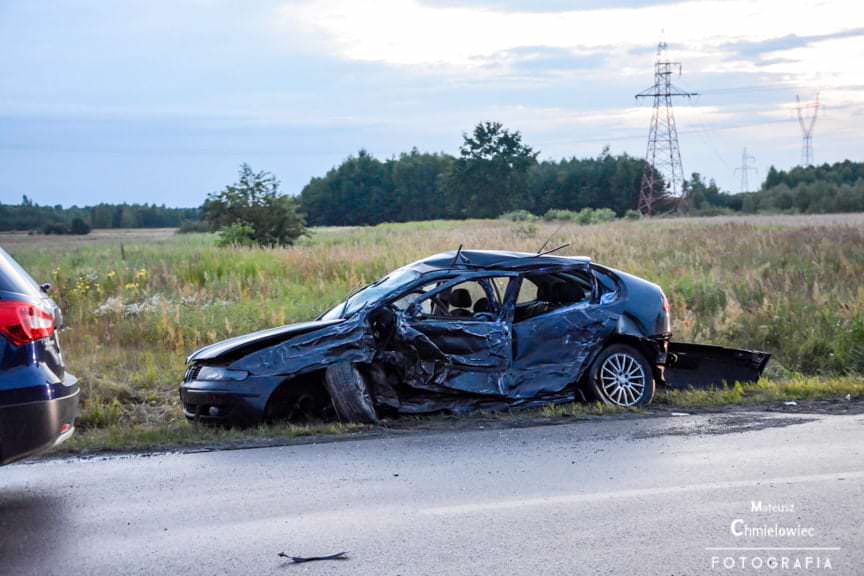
[448,288,473,317]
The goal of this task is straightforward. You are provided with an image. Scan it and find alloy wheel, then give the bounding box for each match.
[598,352,646,407]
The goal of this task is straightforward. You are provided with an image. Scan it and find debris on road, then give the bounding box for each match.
[277,551,349,564]
[784,401,799,406]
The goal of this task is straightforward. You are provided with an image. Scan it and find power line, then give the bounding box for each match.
[796,93,820,166]
[634,41,697,216]
[734,147,758,193]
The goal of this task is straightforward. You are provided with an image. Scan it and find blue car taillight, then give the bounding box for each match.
[0,300,55,346]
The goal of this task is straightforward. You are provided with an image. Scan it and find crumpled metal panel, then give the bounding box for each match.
[229,315,375,378]
[508,306,618,398]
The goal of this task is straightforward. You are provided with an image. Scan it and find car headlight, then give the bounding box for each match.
[196,366,249,382]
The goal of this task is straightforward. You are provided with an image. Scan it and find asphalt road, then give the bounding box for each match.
[2,411,863,575]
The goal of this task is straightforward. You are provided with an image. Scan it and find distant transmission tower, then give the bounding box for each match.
[796,93,819,166]
[635,42,697,215]
[734,147,757,193]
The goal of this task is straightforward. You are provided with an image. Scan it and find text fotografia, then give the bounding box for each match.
[707,501,838,571]
[710,555,833,571]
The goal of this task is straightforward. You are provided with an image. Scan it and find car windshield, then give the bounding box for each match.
[321,267,421,320]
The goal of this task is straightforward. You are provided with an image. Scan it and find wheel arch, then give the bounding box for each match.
[576,331,665,393]
[264,367,333,421]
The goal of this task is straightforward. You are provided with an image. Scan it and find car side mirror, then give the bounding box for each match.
[40,283,52,294]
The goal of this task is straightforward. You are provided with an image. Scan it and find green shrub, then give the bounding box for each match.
[41,222,70,235]
[625,209,641,220]
[592,208,616,223]
[204,163,306,247]
[69,217,92,235]
[216,222,257,248]
[543,209,577,221]
[543,208,617,224]
[576,208,596,225]
[499,210,537,222]
[177,220,211,234]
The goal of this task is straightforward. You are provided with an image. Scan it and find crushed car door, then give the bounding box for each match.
[507,265,617,397]
[397,276,512,396]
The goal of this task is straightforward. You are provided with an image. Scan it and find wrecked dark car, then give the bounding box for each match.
[180,249,769,425]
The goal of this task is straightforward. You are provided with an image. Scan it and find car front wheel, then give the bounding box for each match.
[589,344,655,407]
[324,362,379,423]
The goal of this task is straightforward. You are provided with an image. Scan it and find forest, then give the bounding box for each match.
[2,123,862,231]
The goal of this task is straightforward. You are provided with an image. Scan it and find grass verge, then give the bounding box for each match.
[53,375,863,457]
[60,420,369,455]
[661,376,864,407]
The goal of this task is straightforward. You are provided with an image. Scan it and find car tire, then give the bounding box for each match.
[588,344,655,407]
[324,363,379,423]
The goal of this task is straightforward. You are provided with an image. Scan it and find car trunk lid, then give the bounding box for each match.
[666,342,771,389]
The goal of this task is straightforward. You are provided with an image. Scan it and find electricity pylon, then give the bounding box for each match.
[734,147,757,193]
[635,42,697,215]
[796,93,819,167]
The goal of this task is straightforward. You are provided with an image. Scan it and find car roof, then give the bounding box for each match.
[407,250,591,273]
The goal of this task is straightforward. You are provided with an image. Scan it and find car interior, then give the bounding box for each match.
[514,272,594,322]
[392,271,595,323]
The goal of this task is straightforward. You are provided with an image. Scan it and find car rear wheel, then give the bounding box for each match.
[589,344,655,407]
[324,363,379,423]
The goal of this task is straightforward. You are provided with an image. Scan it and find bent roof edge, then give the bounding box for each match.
[409,250,591,271]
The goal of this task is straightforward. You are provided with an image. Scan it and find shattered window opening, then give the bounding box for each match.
[514,271,593,323]
[321,268,422,320]
[411,278,500,321]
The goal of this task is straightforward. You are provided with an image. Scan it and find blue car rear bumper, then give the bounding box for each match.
[0,372,79,465]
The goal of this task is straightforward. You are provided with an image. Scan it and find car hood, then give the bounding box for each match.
[187,319,346,363]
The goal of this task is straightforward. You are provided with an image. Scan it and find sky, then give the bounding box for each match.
[1,0,863,207]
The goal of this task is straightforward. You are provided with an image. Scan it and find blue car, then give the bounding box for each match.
[0,247,78,465]
[181,249,769,425]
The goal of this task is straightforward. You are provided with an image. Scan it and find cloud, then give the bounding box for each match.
[477,46,609,75]
[417,0,678,12]
[278,0,864,68]
[2,0,864,205]
[724,27,864,59]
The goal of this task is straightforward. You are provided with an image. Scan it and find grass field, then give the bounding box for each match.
[2,214,863,452]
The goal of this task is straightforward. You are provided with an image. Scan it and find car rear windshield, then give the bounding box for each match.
[0,247,42,297]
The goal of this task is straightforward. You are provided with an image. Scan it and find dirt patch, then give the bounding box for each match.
[629,413,815,440]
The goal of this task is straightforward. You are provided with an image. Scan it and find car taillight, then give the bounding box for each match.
[0,300,55,346]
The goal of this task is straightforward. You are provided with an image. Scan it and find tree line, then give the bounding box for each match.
[3,124,862,241]
[300,128,864,225]
[739,160,864,214]
[0,196,200,234]
[299,122,658,226]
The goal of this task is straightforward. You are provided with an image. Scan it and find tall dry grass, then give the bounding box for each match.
[3,215,863,431]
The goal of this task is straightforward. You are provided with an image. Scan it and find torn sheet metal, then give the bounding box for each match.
[666,342,771,389]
